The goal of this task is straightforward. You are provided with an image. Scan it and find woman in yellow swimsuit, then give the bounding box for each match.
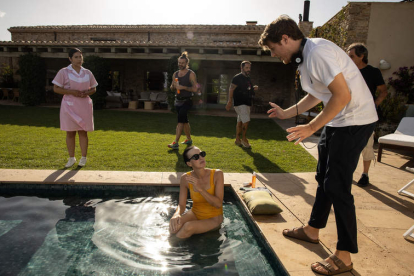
[169,146,224,239]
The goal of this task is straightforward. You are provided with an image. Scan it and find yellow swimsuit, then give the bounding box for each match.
[187,169,223,220]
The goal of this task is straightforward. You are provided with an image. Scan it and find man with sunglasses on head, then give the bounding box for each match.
[226,61,258,148]
[259,15,377,275]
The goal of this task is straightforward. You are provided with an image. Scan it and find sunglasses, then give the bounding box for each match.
[189,151,206,161]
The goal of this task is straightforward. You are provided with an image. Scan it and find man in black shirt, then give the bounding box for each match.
[226,61,258,148]
[347,43,388,187]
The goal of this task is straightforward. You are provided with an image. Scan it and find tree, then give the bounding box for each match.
[83,55,110,109]
[18,53,46,106]
[0,64,15,88]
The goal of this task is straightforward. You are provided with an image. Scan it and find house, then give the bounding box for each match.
[0,23,298,109]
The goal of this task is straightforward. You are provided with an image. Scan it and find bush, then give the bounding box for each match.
[388,66,414,104]
[83,56,110,109]
[18,53,46,106]
[378,93,408,124]
[1,64,15,88]
[167,55,179,111]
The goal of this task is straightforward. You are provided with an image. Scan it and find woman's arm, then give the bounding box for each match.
[190,170,224,209]
[53,85,80,96]
[84,87,97,96]
[173,175,189,217]
[169,175,188,233]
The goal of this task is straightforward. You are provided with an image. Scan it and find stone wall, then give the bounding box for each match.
[344,3,372,49]
[299,21,314,37]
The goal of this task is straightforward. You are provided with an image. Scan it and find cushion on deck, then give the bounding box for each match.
[242,191,283,215]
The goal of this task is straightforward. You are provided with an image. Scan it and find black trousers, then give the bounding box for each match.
[308,122,376,253]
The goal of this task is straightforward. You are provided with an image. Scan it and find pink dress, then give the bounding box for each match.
[52,65,98,131]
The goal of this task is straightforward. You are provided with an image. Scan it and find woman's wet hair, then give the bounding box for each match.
[183,146,195,164]
[68,48,82,58]
[179,51,189,63]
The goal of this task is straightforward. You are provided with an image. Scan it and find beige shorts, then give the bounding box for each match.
[234,105,251,123]
[361,132,375,161]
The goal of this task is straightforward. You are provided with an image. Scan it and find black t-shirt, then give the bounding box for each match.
[360,65,385,100]
[231,73,254,106]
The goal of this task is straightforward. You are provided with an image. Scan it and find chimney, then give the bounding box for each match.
[246,21,257,26]
[299,0,313,37]
[303,0,310,22]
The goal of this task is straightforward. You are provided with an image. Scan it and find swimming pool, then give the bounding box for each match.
[0,184,288,275]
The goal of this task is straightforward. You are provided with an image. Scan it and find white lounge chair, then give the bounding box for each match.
[399,167,414,240]
[377,117,414,162]
[403,225,414,240]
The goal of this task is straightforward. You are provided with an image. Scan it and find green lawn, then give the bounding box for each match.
[0,105,317,173]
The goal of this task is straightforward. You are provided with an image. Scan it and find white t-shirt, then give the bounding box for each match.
[299,38,378,127]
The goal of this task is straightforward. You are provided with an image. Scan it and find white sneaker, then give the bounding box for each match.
[65,157,76,168]
[78,157,87,167]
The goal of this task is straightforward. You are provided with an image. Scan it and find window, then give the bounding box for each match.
[206,74,229,104]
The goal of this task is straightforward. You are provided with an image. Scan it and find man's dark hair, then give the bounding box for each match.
[347,43,368,64]
[179,51,190,63]
[258,15,304,50]
[68,48,82,58]
[241,61,251,68]
[183,146,195,164]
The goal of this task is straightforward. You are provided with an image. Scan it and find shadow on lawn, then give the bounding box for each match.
[242,148,286,173]
[0,106,287,141]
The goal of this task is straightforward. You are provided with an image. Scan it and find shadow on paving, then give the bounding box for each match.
[362,183,414,221]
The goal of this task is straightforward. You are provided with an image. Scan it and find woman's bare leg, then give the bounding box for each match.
[78,131,88,157]
[169,210,197,235]
[176,215,223,239]
[66,131,76,157]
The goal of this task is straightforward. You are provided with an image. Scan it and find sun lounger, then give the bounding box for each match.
[377,117,414,162]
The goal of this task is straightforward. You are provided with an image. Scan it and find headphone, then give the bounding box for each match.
[291,38,307,66]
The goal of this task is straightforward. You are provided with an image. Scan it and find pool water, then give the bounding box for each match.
[0,185,287,276]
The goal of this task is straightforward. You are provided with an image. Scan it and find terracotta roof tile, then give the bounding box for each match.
[8,24,265,32]
[0,40,261,48]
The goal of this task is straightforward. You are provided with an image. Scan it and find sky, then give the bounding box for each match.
[0,0,402,42]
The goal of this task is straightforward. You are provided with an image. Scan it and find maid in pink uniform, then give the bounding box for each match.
[52,48,98,168]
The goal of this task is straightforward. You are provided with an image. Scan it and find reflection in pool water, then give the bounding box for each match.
[0,189,284,275]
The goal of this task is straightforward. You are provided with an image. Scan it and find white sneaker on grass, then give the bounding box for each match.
[65,157,76,168]
[78,157,87,167]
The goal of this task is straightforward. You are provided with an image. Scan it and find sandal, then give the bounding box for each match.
[283,226,319,244]
[311,254,353,275]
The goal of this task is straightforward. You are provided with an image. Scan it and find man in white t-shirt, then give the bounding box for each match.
[259,15,377,275]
